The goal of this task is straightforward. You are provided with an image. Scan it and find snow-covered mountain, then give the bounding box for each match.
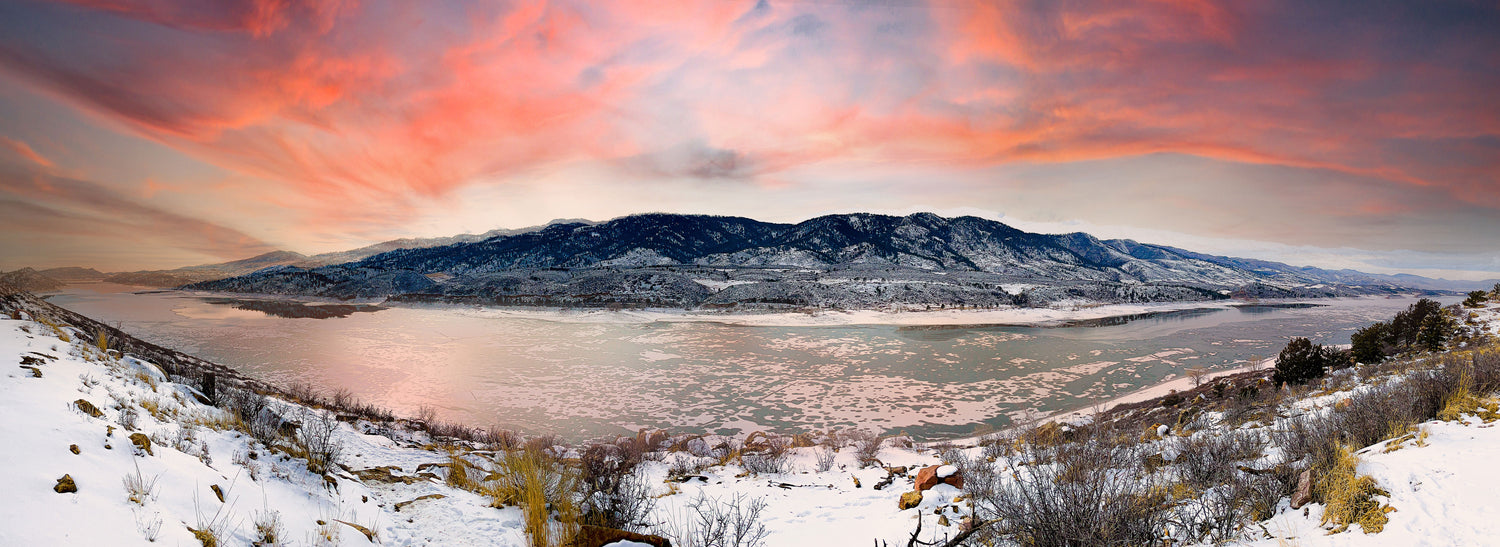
[185,213,1434,309]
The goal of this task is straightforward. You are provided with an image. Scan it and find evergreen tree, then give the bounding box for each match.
[1417,313,1455,352]
[1273,337,1328,387]
[1350,321,1389,364]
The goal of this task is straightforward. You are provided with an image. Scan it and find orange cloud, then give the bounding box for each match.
[1,0,1496,231]
[0,136,53,167]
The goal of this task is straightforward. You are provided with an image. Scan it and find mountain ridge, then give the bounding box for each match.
[184,212,1444,309]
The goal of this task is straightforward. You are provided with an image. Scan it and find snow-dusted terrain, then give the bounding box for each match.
[3,287,1499,546]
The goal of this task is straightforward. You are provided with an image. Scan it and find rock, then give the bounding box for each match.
[129,432,153,456]
[566,525,673,547]
[54,474,77,493]
[22,365,41,377]
[1291,469,1313,509]
[394,494,446,512]
[898,490,923,510]
[937,514,950,527]
[885,466,908,476]
[1157,424,1170,437]
[914,465,964,491]
[210,484,225,503]
[73,399,103,418]
[852,476,861,488]
[69,444,80,455]
[351,466,426,485]
[334,520,377,543]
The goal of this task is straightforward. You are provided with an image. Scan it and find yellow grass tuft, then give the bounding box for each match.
[1317,443,1390,534]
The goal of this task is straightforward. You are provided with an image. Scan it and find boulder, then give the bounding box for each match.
[1290,469,1313,509]
[566,525,672,547]
[914,465,964,491]
[394,494,446,512]
[69,444,80,455]
[54,474,76,493]
[129,432,153,456]
[73,399,103,418]
[898,490,923,510]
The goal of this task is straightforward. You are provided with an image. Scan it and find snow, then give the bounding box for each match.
[1236,417,1500,546]
[4,296,1497,546]
[0,313,964,545]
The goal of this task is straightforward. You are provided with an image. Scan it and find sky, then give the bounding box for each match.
[0,0,1496,280]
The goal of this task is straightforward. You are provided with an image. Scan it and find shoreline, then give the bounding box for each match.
[56,282,1405,329]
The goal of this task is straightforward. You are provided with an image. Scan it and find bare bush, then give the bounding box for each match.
[846,429,883,468]
[740,435,791,475]
[579,442,655,531]
[813,446,837,472]
[965,430,1166,547]
[657,492,770,547]
[286,382,321,407]
[296,409,344,474]
[1173,430,1266,490]
[479,427,522,451]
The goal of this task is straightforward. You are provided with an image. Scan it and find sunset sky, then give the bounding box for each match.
[0,0,1496,279]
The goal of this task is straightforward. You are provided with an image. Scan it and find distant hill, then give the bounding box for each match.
[187,212,1446,309]
[37,267,106,282]
[104,250,310,288]
[296,218,594,267]
[0,268,65,292]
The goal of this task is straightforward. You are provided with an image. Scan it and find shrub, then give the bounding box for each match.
[1273,337,1330,387]
[965,430,1166,547]
[740,435,791,475]
[813,446,837,472]
[1172,430,1265,491]
[579,441,655,531]
[296,409,344,475]
[656,492,770,547]
[845,429,883,468]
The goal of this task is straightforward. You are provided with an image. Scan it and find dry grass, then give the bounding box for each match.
[122,460,160,505]
[1317,443,1390,534]
[485,448,580,547]
[446,451,479,491]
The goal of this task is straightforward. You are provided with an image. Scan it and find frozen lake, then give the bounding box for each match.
[47,284,1441,440]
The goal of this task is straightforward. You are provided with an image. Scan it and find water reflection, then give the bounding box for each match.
[199,297,386,319]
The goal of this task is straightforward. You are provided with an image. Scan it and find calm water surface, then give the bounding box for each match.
[47,284,1445,440]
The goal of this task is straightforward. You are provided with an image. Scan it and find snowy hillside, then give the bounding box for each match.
[3,283,1499,546]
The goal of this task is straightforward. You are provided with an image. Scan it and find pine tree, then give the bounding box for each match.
[1273,337,1328,387]
[1350,322,1389,364]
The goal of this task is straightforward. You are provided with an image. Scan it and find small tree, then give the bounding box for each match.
[1417,313,1455,352]
[1350,322,1389,365]
[1464,290,1489,308]
[1273,337,1328,387]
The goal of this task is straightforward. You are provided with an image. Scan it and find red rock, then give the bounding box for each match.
[914,465,964,491]
[1291,469,1313,509]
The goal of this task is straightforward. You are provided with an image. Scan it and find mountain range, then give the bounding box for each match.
[9,212,1491,309]
[177,213,1482,310]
